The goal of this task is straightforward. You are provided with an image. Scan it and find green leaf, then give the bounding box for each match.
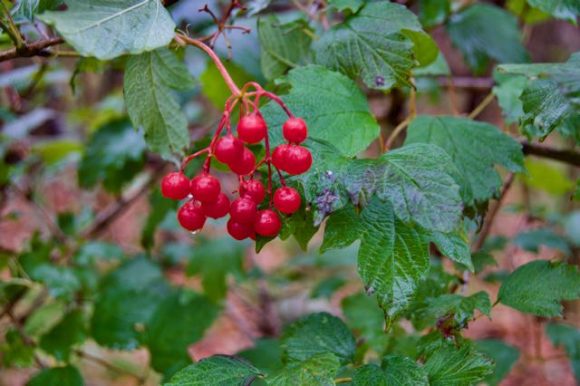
[164,355,262,386]
[247,0,272,15]
[24,301,66,337]
[27,366,84,386]
[279,205,319,250]
[74,241,124,266]
[418,0,450,28]
[39,310,86,361]
[313,1,437,90]
[186,237,245,301]
[0,329,35,368]
[507,0,551,25]
[258,16,313,81]
[475,339,520,385]
[124,48,194,156]
[32,140,83,165]
[12,0,62,21]
[237,339,284,376]
[423,342,494,386]
[410,291,491,330]
[38,0,175,60]
[144,290,220,377]
[353,356,428,386]
[514,228,571,255]
[322,199,430,319]
[523,159,574,196]
[281,312,355,364]
[261,66,379,156]
[493,73,527,124]
[375,144,463,232]
[446,4,528,74]
[78,118,146,193]
[499,260,580,316]
[407,261,460,313]
[311,277,347,299]
[295,141,462,231]
[498,53,580,139]
[526,0,579,23]
[341,293,388,352]
[405,115,524,205]
[430,228,473,271]
[90,257,170,350]
[520,80,578,138]
[546,323,580,381]
[413,52,450,77]
[268,352,340,386]
[38,268,81,300]
[472,251,498,274]
[20,242,81,299]
[327,0,363,13]
[141,188,178,250]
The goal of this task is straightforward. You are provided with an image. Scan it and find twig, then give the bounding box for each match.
[335,378,352,384]
[521,141,580,167]
[384,116,412,151]
[11,184,68,243]
[21,62,49,98]
[438,76,494,90]
[0,290,26,321]
[472,173,515,251]
[81,167,164,239]
[0,3,25,49]
[0,37,65,62]
[468,92,495,119]
[446,76,460,116]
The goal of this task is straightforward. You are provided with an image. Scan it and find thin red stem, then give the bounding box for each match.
[261,91,293,117]
[176,34,241,96]
[181,148,210,171]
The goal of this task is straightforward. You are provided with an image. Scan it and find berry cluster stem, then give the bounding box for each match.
[171,31,310,231]
[175,33,241,97]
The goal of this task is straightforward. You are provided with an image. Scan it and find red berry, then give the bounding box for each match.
[227,219,254,240]
[230,197,257,224]
[272,144,290,172]
[177,200,206,231]
[284,145,312,175]
[274,187,301,214]
[283,117,308,144]
[191,174,221,203]
[214,135,244,164]
[239,179,266,204]
[237,114,267,144]
[161,172,190,200]
[202,192,230,219]
[254,209,281,237]
[229,147,256,176]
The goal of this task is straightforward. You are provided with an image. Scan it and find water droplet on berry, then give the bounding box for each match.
[189,230,201,236]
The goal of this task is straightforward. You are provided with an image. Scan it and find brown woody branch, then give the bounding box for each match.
[438,76,494,90]
[80,166,165,239]
[0,37,64,62]
[521,141,580,167]
[472,173,515,252]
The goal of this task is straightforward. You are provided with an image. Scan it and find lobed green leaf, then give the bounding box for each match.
[39,0,175,60]
[499,260,580,317]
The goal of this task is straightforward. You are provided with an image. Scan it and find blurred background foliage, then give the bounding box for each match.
[0,0,579,385]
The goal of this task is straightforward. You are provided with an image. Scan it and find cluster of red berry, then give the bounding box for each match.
[160,83,312,241]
